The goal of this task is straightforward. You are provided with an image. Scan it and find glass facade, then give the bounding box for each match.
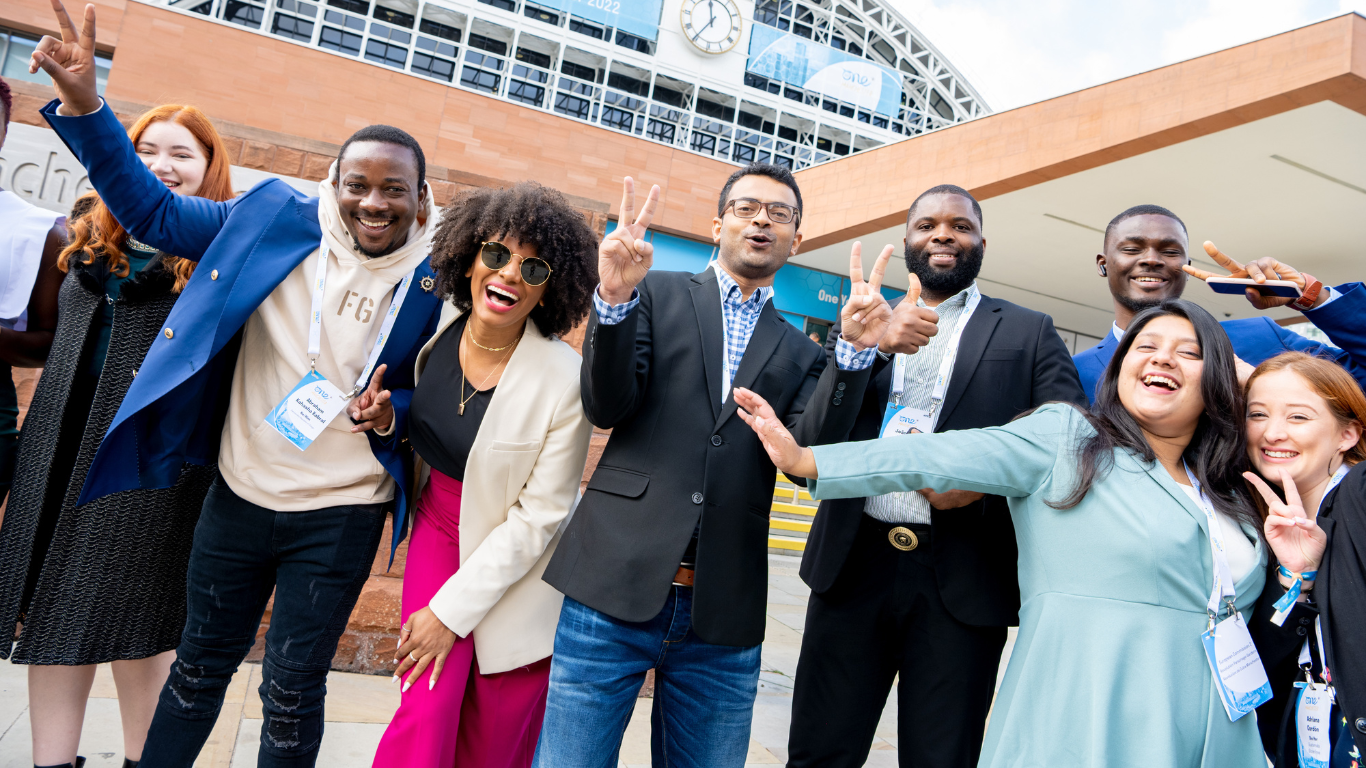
[154,0,986,169]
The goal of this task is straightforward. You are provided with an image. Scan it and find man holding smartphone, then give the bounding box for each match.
[1073,204,1366,400]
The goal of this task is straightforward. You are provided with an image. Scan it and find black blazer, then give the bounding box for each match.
[799,292,1086,627]
[1252,462,1366,765]
[543,268,871,647]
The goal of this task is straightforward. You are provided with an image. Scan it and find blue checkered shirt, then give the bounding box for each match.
[593,267,873,403]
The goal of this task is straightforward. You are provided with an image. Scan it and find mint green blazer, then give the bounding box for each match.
[810,404,1268,768]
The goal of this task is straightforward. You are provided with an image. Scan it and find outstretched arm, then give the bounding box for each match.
[738,387,1071,502]
[32,0,231,260]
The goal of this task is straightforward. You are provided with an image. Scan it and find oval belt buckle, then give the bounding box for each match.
[888,526,919,551]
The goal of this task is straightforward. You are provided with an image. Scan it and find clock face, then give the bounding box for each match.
[680,0,743,55]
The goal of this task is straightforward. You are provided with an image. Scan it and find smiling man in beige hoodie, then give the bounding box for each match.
[30,7,447,764]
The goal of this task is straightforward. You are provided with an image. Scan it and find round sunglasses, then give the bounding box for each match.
[480,241,553,286]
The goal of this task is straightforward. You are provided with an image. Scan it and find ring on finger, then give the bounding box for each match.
[409,652,418,662]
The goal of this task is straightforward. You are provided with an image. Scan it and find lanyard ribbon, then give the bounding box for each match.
[889,283,981,432]
[1184,462,1241,623]
[307,239,416,398]
[1272,464,1350,625]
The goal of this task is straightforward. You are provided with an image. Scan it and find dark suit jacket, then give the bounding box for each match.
[543,267,870,647]
[800,292,1086,627]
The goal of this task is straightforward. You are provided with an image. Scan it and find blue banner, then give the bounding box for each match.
[746,24,902,116]
[547,0,664,40]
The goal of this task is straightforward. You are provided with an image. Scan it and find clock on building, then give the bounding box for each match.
[680,0,743,54]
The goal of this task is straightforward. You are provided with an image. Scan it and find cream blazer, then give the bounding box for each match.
[412,303,592,674]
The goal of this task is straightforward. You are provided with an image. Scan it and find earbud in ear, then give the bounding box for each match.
[1099,265,1107,276]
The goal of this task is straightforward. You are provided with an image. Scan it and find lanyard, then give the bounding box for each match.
[1298,616,1332,684]
[1184,462,1240,622]
[307,240,416,398]
[889,283,981,431]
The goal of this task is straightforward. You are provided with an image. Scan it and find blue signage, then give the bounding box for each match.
[746,24,902,116]
[602,225,904,323]
[546,0,664,40]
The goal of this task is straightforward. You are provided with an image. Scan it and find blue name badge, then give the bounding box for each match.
[880,404,932,439]
[264,370,348,451]
[1200,612,1273,721]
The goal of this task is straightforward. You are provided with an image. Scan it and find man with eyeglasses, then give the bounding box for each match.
[536,163,895,767]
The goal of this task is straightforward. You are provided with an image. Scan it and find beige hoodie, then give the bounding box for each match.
[218,174,435,511]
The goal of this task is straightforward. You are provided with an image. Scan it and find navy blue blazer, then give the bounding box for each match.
[1073,282,1366,402]
[42,100,441,559]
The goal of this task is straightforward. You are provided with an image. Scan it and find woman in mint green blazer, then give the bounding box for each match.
[735,299,1286,768]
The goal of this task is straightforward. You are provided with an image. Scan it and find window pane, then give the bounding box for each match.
[327,0,369,15]
[272,13,315,40]
[365,39,407,67]
[600,105,633,131]
[461,66,500,93]
[646,120,675,143]
[553,92,591,120]
[411,52,455,81]
[507,79,545,107]
[419,19,460,43]
[223,1,265,28]
[319,25,362,54]
[690,132,717,155]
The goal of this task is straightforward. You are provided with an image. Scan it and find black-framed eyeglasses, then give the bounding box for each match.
[480,242,553,286]
[723,197,801,226]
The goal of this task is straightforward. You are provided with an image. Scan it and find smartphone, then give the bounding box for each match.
[1205,276,1303,299]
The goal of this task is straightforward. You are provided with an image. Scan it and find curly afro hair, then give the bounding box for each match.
[430,181,599,338]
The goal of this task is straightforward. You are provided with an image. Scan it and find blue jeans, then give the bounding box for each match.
[139,477,387,768]
[534,588,761,768]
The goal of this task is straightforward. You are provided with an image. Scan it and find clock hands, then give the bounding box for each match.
[691,12,716,42]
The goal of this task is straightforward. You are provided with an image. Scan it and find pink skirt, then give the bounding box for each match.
[371,469,551,768]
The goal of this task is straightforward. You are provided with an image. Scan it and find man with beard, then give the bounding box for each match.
[536,164,896,766]
[786,184,1085,768]
[1074,204,1366,401]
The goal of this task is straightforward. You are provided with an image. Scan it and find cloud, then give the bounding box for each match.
[885,0,1342,112]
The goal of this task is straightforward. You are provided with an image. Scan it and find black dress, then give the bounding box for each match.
[1251,462,1366,765]
[0,249,217,665]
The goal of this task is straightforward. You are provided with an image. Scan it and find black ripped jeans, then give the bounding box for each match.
[140,475,387,768]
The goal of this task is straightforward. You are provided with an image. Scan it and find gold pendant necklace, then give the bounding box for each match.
[459,325,517,415]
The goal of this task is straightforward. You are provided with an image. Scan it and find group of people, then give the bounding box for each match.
[1,2,1365,767]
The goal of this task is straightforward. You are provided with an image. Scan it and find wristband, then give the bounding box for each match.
[1291,273,1322,311]
[1271,565,1318,626]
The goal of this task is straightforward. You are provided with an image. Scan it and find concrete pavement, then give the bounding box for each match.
[0,555,1016,767]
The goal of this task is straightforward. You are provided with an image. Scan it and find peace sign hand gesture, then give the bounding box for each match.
[28,0,103,116]
[839,242,895,351]
[1183,241,1316,311]
[1244,469,1327,576]
[598,177,661,306]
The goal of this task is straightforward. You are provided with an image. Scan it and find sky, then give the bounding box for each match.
[885,0,1361,112]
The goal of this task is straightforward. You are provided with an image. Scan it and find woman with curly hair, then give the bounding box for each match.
[372,181,598,767]
[0,103,233,768]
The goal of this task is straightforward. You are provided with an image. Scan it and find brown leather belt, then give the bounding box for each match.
[672,566,695,587]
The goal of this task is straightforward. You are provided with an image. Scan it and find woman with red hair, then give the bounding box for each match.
[1243,353,1366,767]
[0,103,234,768]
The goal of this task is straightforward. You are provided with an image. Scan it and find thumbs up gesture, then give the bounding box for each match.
[876,274,939,355]
[28,0,103,116]
[839,242,895,351]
